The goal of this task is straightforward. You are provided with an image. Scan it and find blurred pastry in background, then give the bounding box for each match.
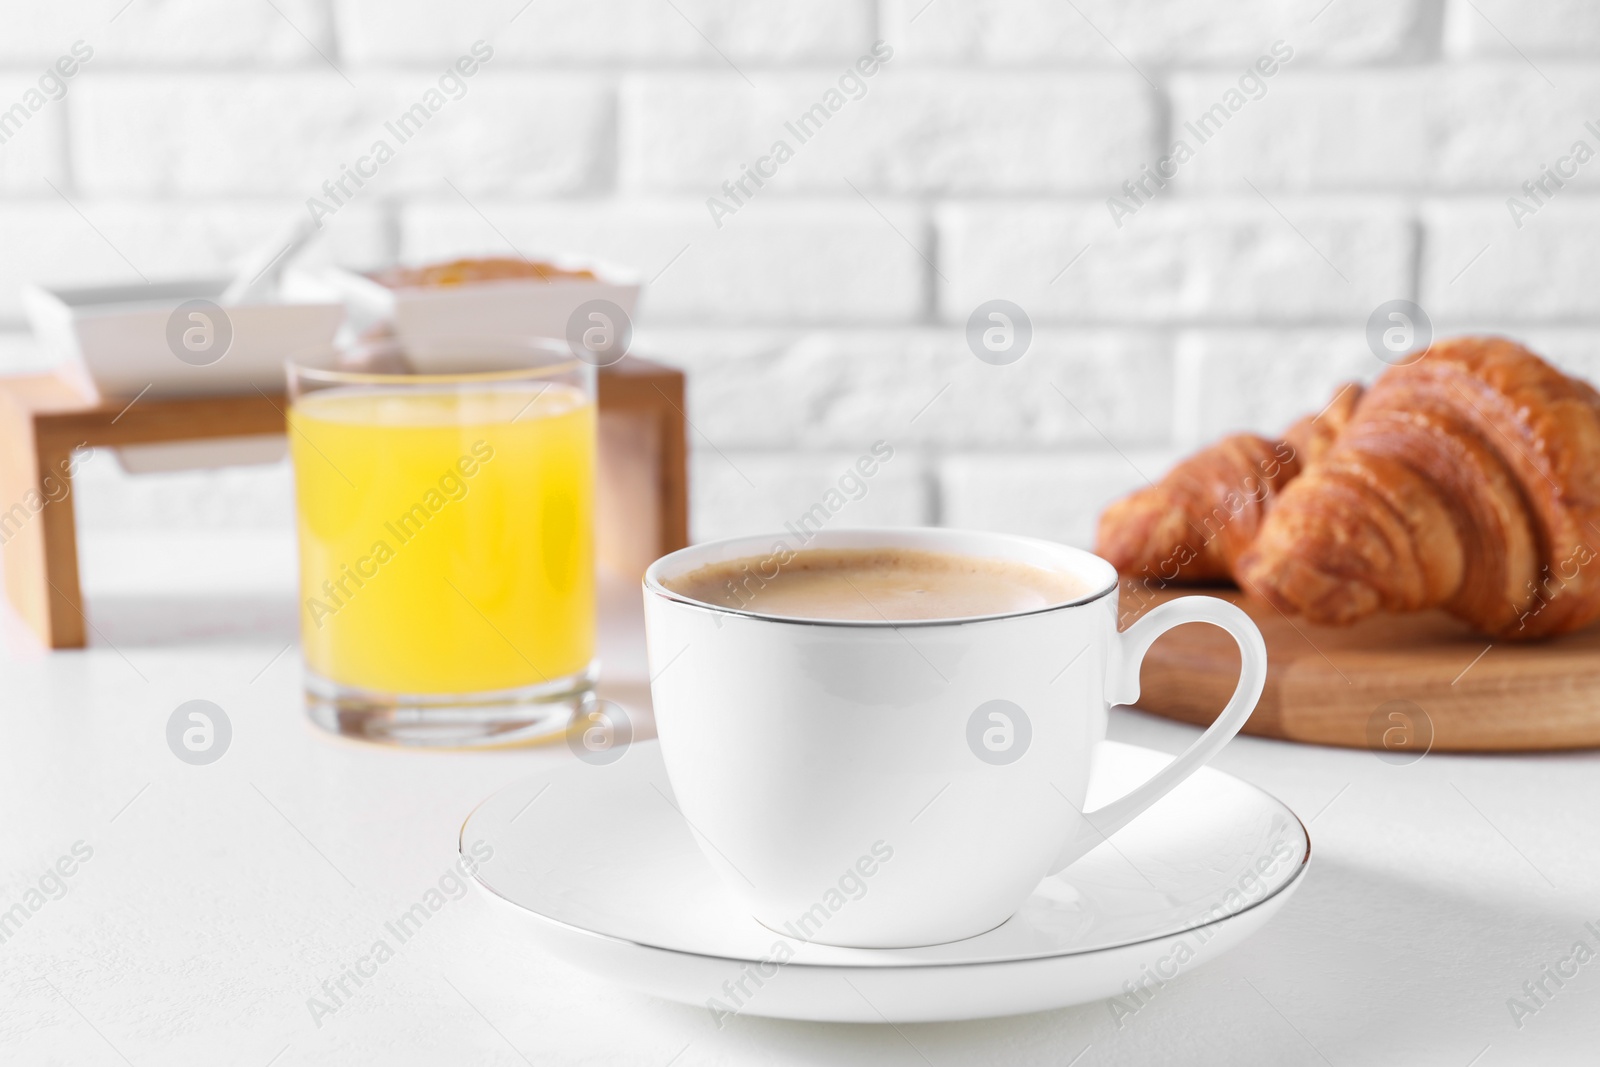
[373,257,597,287]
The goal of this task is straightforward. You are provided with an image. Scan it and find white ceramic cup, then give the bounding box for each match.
[642,528,1267,949]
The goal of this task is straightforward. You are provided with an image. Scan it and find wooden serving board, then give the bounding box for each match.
[1125,583,1600,752]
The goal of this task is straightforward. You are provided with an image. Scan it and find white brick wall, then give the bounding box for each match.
[881,0,1438,65]
[1442,0,1600,58]
[939,198,1414,324]
[3,0,1599,550]
[0,1,334,63]
[1172,67,1600,191]
[72,72,615,196]
[336,0,875,64]
[621,71,1157,193]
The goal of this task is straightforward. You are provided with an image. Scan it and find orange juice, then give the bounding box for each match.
[289,382,595,695]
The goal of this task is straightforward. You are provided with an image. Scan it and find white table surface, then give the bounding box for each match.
[3,531,1598,1067]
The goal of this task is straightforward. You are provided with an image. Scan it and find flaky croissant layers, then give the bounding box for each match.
[1096,381,1363,584]
[1097,337,1600,639]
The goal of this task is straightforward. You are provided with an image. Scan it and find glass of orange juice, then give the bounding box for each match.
[286,337,596,745]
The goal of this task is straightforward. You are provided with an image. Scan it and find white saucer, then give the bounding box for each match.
[461,740,1309,1023]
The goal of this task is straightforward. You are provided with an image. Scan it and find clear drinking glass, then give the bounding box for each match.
[286,337,597,746]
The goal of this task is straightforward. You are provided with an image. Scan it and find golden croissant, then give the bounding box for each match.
[1238,337,1600,638]
[1095,382,1362,585]
[1098,336,1600,637]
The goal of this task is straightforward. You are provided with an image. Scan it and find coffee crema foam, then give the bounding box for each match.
[664,547,1091,622]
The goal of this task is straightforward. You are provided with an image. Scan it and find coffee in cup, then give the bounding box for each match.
[663,546,1091,622]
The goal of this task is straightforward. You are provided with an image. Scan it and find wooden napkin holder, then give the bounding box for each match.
[0,357,687,649]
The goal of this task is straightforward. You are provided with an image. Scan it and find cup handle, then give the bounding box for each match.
[1047,596,1268,875]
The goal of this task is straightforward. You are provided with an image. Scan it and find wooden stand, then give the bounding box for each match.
[593,356,690,581]
[0,358,688,650]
